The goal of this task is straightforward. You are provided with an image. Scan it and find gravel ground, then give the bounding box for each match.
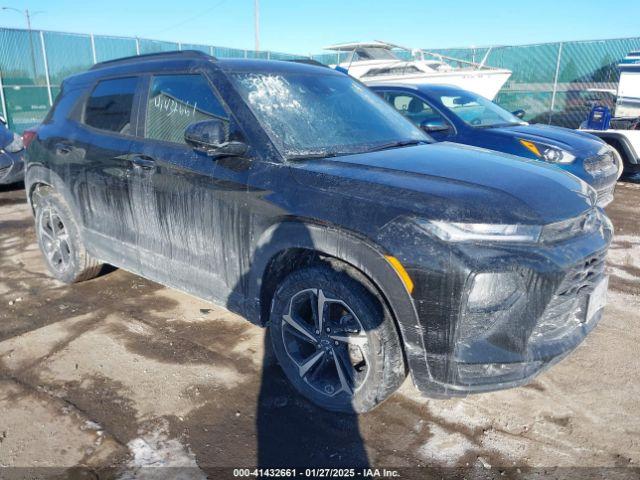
[0,179,639,479]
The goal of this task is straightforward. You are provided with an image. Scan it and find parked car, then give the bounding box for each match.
[0,117,25,184]
[372,84,620,207]
[578,54,640,176]
[24,51,612,412]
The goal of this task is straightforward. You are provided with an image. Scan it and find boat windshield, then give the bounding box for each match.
[353,47,401,61]
[230,71,428,159]
[439,92,526,128]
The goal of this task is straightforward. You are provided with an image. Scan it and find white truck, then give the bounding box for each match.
[580,51,640,176]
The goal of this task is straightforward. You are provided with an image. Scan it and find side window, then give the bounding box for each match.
[84,77,138,134]
[145,74,228,145]
[389,93,440,125]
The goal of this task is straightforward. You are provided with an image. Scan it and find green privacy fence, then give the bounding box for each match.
[0,27,304,132]
[312,37,640,128]
[3,26,639,133]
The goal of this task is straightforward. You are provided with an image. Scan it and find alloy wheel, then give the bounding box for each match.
[38,206,72,274]
[281,288,371,398]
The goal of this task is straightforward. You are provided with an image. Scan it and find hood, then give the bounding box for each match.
[292,143,594,225]
[491,124,605,156]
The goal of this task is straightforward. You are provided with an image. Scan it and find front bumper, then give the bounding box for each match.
[0,150,25,184]
[581,150,619,207]
[382,216,612,397]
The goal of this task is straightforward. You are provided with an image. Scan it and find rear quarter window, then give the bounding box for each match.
[43,82,85,125]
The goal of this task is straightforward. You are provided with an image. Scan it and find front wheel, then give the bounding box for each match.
[269,264,406,413]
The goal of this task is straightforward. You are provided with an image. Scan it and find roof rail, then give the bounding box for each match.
[286,58,329,68]
[90,50,215,71]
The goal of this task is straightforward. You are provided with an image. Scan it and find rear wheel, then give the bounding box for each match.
[269,263,406,413]
[33,186,103,284]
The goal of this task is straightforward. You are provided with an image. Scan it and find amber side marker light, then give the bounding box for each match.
[520,139,542,157]
[384,255,414,294]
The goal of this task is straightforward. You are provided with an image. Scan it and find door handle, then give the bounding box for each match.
[130,155,156,171]
[55,142,74,155]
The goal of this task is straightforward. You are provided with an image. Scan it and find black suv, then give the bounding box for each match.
[24,51,612,412]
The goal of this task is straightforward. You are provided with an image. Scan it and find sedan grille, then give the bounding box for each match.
[584,151,617,176]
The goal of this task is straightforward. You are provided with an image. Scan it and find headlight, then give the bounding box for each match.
[416,219,541,243]
[4,132,24,153]
[519,139,575,164]
[416,209,605,244]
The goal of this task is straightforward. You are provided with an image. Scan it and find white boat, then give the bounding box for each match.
[326,41,512,100]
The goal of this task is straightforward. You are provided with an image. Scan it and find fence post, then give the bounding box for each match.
[549,42,563,124]
[0,68,8,126]
[39,31,53,106]
[177,41,182,51]
[135,37,140,55]
[90,33,97,64]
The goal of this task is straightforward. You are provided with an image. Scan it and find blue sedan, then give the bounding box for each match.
[371,84,620,207]
[0,120,25,185]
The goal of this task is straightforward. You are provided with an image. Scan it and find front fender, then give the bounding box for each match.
[245,220,434,390]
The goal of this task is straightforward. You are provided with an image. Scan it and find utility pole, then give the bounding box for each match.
[2,7,42,80]
[254,0,259,52]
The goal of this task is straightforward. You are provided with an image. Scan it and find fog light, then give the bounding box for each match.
[457,361,543,385]
[467,272,522,312]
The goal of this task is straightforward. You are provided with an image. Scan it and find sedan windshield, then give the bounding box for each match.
[230,71,429,158]
[439,92,526,128]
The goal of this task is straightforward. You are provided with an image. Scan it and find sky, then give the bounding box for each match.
[1,0,639,55]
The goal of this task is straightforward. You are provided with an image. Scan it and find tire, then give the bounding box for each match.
[269,263,406,413]
[33,186,103,284]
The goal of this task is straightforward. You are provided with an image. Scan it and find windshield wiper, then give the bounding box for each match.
[474,122,523,129]
[364,139,427,153]
[287,152,343,161]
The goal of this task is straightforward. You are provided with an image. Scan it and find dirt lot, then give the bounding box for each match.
[1,179,639,479]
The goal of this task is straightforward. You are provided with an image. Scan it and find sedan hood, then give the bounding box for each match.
[492,124,604,156]
[293,143,594,225]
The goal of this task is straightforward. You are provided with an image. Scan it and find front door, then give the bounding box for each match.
[127,71,253,305]
[382,91,455,141]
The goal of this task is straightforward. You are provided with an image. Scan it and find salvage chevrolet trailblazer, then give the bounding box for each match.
[24,51,612,412]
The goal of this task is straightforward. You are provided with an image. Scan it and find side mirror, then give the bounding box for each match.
[184,119,248,158]
[420,119,450,133]
[512,109,526,119]
[0,116,7,126]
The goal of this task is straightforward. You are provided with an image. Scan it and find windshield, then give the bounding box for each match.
[353,47,401,61]
[230,71,428,158]
[439,92,526,128]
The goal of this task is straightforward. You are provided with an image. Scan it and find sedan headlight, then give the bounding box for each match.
[519,139,575,164]
[4,132,24,153]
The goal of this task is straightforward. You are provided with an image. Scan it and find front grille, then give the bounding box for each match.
[596,183,616,207]
[530,250,607,343]
[0,165,10,179]
[584,151,618,176]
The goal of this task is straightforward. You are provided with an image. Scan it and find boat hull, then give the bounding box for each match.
[361,70,512,100]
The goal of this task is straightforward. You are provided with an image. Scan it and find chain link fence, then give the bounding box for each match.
[2,26,639,133]
[312,37,640,128]
[0,27,304,132]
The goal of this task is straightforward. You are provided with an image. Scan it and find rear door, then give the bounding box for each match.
[71,76,143,254]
